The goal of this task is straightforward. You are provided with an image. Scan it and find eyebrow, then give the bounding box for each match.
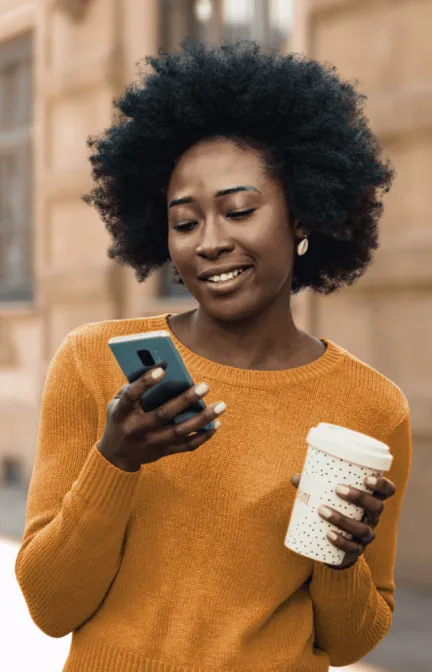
[168,185,260,208]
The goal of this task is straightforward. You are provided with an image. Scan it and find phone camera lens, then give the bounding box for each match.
[137,349,155,367]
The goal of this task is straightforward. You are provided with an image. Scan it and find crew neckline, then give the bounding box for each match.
[145,313,346,389]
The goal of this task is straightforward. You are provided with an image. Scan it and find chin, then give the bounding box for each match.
[197,293,266,324]
[186,269,275,322]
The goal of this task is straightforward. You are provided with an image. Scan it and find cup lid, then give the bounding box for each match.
[307,423,393,472]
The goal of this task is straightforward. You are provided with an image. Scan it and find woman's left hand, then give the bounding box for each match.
[290,474,396,570]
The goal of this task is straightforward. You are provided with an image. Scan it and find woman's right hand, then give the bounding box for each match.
[97,367,226,472]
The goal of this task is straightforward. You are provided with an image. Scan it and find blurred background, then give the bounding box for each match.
[0,0,431,670]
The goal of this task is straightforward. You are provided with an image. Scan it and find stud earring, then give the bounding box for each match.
[297,236,309,256]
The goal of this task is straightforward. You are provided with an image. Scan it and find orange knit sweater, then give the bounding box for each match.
[15,313,411,672]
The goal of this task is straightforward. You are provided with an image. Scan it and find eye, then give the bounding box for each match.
[228,208,256,219]
[172,209,256,232]
[173,222,196,232]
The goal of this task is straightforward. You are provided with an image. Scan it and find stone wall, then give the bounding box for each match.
[304,0,432,592]
[0,0,430,593]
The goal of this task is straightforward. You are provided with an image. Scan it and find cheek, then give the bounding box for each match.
[255,233,294,269]
[249,208,293,259]
[254,239,295,290]
[168,233,192,264]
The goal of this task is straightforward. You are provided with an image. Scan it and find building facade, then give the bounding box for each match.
[0,0,431,592]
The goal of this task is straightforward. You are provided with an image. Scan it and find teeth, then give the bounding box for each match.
[207,268,245,283]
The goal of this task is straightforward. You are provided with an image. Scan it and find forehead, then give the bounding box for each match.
[167,138,265,195]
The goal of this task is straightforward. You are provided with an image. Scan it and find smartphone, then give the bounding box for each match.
[108,330,215,433]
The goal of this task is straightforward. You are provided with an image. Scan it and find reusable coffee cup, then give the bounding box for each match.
[284,423,393,565]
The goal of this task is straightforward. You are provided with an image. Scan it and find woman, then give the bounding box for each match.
[15,40,411,671]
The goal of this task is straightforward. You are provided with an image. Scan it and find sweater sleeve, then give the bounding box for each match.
[308,409,412,667]
[14,330,141,638]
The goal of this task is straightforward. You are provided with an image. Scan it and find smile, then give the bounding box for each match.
[200,266,253,293]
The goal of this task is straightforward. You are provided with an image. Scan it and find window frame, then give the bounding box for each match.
[0,32,33,303]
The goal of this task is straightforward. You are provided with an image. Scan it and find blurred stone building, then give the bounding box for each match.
[0,0,430,594]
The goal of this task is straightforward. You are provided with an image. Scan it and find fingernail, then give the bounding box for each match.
[328,531,338,541]
[213,420,221,430]
[366,476,377,487]
[336,485,350,496]
[214,402,227,415]
[151,367,164,379]
[318,505,332,519]
[195,382,209,397]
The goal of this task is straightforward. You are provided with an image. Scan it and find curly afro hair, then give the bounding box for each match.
[83,38,395,295]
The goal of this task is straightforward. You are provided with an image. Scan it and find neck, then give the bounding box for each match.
[172,300,315,372]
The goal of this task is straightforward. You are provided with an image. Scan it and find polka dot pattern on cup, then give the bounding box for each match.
[285,445,379,565]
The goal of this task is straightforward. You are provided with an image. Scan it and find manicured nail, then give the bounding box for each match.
[335,485,350,496]
[195,382,209,397]
[151,367,164,379]
[213,420,221,430]
[214,402,227,415]
[365,476,377,487]
[328,531,338,541]
[318,505,332,519]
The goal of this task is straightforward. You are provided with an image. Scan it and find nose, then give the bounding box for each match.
[195,217,234,259]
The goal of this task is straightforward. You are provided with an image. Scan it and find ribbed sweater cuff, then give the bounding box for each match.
[72,442,141,521]
[310,554,372,601]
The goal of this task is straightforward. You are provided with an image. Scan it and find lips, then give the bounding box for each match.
[198,265,252,281]
[200,265,254,294]
[201,266,251,283]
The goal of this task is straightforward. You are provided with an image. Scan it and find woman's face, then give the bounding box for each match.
[167,137,298,322]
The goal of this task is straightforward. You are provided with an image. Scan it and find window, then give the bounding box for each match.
[0,33,33,302]
[160,0,198,54]
[158,1,293,297]
[1,456,23,487]
[222,0,293,50]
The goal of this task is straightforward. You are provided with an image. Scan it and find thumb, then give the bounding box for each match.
[291,473,301,489]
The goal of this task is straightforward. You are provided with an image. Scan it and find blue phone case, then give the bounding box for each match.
[108,330,214,433]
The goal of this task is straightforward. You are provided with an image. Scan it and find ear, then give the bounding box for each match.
[294,221,307,240]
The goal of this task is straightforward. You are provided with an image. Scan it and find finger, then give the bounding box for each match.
[364,475,396,500]
[150,382,215,428]
[148,422,219,457]
[113,385,128,400]
[335,484,385,519]
[327,530,364,555]
[127,360,167,384]
[185,425,219,451]
[291,474,301,489]
[113,367,166,421]
[318,506,375,543]
[152,401,226,444]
